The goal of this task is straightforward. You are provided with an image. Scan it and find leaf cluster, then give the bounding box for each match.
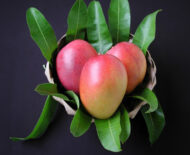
[10,0,165,152]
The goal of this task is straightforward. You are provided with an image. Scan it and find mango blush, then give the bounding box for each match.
[107,42,147,94]
[79,55,127,119]
[56,40,97,93]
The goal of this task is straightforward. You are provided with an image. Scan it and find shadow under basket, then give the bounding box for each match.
[44,34,157,119]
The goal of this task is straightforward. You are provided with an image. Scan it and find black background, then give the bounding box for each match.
[1,0,190,154]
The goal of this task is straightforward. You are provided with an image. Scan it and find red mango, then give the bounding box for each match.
[80,55,127,119]
[56,40,97,93]
[107,42,147,94]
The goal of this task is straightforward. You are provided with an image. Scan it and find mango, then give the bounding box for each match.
[79,55,127,119]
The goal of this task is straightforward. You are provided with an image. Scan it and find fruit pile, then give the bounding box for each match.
[56,39,146,119]
[10,0,165,152]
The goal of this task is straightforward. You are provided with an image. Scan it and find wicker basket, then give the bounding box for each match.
[44,35,157,119]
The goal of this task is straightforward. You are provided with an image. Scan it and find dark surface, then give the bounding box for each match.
[1,0,190,154]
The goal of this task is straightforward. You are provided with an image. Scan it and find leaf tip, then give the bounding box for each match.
[26,7,37,15]
[34,86,39,93]
[158,9,163,12]
[111,147,122,153]
[9,137,25,142]
[70,131,81,138]
[154,9,162,15]
[103,145,122,152]
[149,137,157,145]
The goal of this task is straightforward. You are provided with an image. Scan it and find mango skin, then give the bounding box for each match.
[80,55,127,119]
[56,40,97,93]
[107,42,147,94]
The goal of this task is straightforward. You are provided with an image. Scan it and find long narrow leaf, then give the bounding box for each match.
[133,10,161,55]
[120,105,131,144]
[10,96,58,141]
[108,0,131,44]
[141,103,165,144]
[87,1,112,54]
[26,7,57,61]
[95,111,122,152]
[66,0,87,42]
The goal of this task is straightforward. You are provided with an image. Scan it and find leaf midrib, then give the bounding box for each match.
[108,119,118,149]
[116,0,120,43]
[32,12,51,52]
[74,0,81,39]
[148,113,154,127]
[137,20,148,49]
[75,110,81,136]
[147,113,156,141]
[94,2,103,53]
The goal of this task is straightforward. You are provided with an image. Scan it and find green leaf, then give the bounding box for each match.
[70,108,92,137]
[87,1,113,54]
[141,103,165,144]
[26,7,57,61]
[120,105,131,144]
[34,83,70,102]
[130,88,158,113]
[133,10,161,55]
[66,0,87,42]
[108,0,131,44]
[95,111,122,152]
[10,96,58,141]
[65,90,80,109]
